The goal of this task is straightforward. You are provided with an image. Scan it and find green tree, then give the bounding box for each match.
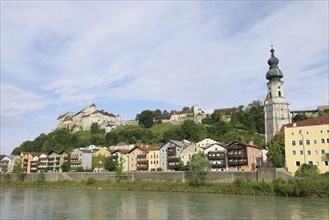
[0,160,9,173]
[188,153,211,186]
[116,156,125,181]
[61,163,70,172]
[13,160,25,181]
[182,106,190,111]
[104,157,118,171]
[295,164,319,177]
[180,120,207,142]
[221,130,244,144]
[266,133,285,167]
[138,110,154,128]
[292,113,310,122]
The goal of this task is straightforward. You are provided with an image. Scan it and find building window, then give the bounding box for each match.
[306,140,310,145]
[292,132,294,135]
[314,140,317,144]
[315,150,318,155]
[292,150,296,155]
[307,150,311,155]
[321,149,325,154]
[299,140,303,145]
[278,91,281,97]
[327,138,329,143]
[292,141,296,146]
[321,139,325,143]
[296,161,301,166]
[325,161,329,166]
[320,130,323,133]
[316,162,319,166]
[300,150,303,155]
[308,161,313,165]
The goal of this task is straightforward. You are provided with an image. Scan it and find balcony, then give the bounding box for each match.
[31,162,38,167]
[227,154,247,158]
[137,160,148,164]
[71,160,82,165]
[71,156,79,159]
[111,155,118,160]
[167,157,180,162]
[228,161,248,166]
[48,157,54,161]
[168,164,178,170]
[208,155,225,160]
[211,164,226,168]
[137,154,147,159]
[63,157,69,160]
[167,151,176,156]
[137,165,148,171]
[48,161,54,165]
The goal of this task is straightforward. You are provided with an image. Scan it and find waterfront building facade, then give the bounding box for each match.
[204,143,227,171]
[283,115,329,174]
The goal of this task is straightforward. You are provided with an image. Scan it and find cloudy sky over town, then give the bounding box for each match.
[1,1,328,154]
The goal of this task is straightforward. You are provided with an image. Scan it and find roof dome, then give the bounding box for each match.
[266,46,283,81]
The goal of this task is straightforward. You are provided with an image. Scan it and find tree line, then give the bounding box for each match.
[12,100,268,155]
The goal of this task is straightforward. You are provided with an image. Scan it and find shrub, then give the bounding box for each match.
[86,177,96,185]
[295,164,319,177]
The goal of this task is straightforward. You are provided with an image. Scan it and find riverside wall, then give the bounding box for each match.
[0,168,293,183]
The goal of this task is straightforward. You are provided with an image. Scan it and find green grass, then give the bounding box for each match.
[1,176,328,198]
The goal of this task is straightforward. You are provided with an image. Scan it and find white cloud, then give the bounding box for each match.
[0,1,328,154]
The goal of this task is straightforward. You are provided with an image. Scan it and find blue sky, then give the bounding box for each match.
[1,1,328,155]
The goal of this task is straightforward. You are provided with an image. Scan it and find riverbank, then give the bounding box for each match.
[1,175,328,198]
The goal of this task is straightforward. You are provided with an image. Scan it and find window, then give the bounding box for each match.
[325,161,329,166]
[327,138,329,143]
[321,149,325,154]
[292,150,296,155]
[300,150,303,155]
[316,162,319,166]
[278,91,281,97]
[292,141,296,146]
[307,150,311,155]
[299,140,303,145]
[321,139,325,143]
[292,132,294,135]
[296,161,301,166]
[308,161,313,165]
[315,150,318,155]
[314,140,317,144]
[320,130,323,133]
[306,140,310,145]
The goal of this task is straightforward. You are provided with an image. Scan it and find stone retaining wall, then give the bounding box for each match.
[0,168,293,183]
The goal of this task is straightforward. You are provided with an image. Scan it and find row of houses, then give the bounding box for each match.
[0,140,266,174]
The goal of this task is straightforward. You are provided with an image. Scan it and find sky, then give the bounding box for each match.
[1,1,328,155]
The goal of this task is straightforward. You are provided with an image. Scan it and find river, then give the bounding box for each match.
[0,187,328,219]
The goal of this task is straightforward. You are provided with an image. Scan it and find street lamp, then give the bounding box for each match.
[299,130,307,164]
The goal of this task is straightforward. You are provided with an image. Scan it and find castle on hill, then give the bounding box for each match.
[56,103,121,133]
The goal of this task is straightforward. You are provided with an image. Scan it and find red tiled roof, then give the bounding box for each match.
[280,115,329,132]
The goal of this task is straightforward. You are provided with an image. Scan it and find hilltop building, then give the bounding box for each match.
[264,46,291,143]
[56,103,121,132]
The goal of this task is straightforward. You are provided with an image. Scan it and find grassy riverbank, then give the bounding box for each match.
[1,176,328,198]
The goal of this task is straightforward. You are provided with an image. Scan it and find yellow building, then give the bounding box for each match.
[128,145,160,171]
[283,115,329,174]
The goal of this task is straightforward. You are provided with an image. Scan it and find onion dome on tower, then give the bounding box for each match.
[266,45,283,82]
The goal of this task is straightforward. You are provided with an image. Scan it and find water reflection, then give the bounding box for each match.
[1,187,328,219]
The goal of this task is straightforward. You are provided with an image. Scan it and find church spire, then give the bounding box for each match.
[266,45,283,81]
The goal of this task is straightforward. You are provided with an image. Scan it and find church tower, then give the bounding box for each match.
[264,46,291,143]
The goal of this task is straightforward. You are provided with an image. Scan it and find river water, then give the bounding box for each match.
[0,187,328,219]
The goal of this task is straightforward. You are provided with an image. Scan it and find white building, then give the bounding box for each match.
[196,138,218,148]
[181,144,204,165]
